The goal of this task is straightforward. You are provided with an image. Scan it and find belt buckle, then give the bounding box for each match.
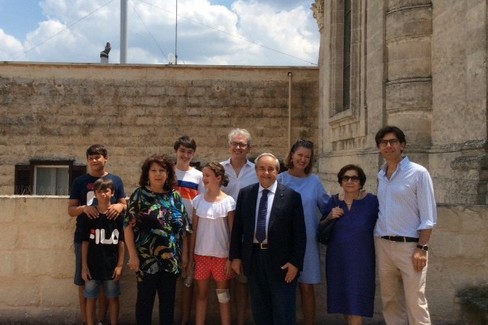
[259,243,268,249]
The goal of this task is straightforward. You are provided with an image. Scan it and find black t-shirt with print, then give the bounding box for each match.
[80,213,124,281]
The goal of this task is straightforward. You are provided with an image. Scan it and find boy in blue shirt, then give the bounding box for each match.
[68,144,126,325]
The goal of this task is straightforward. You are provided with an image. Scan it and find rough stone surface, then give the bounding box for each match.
[0,197,482,324]
[316,0,488,322]
[0,63,319,195]
[318,0,488,205]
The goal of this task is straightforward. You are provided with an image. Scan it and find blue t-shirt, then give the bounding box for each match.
[69,173,126,243]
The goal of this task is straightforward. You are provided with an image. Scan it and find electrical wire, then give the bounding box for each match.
[133,0,318,65]
[131,2,168,61]
[10,0,317,65]
[11,0,116,61]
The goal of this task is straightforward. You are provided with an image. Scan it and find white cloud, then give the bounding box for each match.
[1,0,319,66]
[232,1,318,65]
[0,29,23,59]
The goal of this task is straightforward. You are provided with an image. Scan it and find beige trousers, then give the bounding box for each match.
[375,237,431,325]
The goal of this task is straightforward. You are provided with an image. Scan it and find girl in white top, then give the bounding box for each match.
[190,162,236,325]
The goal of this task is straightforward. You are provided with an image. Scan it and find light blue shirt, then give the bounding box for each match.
[374,156,437,238]
[221,158,258,201]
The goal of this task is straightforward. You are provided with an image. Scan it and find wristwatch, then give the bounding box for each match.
[416,244,429,251]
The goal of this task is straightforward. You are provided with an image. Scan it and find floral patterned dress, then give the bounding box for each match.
[124,186,190,281]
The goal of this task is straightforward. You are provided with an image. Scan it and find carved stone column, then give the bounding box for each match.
[385,1,433,149]
[312,0,325,32]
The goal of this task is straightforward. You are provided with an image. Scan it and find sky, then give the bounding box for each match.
[0,0,320,66]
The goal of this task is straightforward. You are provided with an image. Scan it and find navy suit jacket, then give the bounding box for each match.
[229,182,306,279]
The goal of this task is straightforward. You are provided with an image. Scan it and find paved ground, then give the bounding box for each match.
[0,310,464,324]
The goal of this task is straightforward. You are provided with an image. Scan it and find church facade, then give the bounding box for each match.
[313,0,488,321]
[314,0,488,205]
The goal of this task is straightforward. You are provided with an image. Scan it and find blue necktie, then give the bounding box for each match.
[256,189,269,243]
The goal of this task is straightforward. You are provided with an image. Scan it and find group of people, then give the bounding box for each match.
[68,125,437,325]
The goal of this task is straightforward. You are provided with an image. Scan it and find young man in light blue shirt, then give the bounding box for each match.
[374,126,437,325]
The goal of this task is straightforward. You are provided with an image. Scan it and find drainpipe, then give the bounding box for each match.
[288,71,293,150]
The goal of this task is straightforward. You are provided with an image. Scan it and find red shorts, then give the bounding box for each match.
[194,255,234,282]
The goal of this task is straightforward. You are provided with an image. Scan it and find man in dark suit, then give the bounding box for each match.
[229,152,306,325]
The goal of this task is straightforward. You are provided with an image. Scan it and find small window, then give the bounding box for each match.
[34,165,70,195]
[14,160,86,195]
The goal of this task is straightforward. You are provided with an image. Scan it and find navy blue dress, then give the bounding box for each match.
[324,193,378,317]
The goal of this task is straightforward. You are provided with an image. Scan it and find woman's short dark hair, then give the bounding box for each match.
[337,164,367,188]
[139,154,176,191]
[284,139,315,175]
[375,126,406,147]
[203,161,229,187]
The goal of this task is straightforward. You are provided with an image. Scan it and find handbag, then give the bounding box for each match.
[317,194,339,245]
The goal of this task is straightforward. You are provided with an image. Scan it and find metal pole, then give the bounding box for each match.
[120,0,128,64]
[288,72,292,149]
[175,0,178,64]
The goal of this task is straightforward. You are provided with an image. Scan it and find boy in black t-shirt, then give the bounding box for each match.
[81,178,125,325]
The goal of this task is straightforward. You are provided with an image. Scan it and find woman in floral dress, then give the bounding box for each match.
[124,154,191,325]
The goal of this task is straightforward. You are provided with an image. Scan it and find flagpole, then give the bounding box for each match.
[175,0,178,64]
[120,0,128,63]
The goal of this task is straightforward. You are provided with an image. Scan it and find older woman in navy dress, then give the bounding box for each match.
[321,164,378,325]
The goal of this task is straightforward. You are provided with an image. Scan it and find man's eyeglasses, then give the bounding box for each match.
[379,139,400,147]
[230,141,248,149]
[341,175,360,183]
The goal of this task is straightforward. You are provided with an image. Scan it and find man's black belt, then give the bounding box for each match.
[253,243,269,249]
[381,236,418,243]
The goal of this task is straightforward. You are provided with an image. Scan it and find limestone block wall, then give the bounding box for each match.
[0,196,141,324]
[430,0,488,204]
[431,0,487,144]
[0,63,319,195]
[1,196,486,324]
[317,0,488,206]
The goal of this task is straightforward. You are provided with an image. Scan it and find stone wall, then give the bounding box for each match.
[310,1,488,322]
[316,0,488,205]
[430,0,488,205]
[1,196,486,324]
[0,62,319,195]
